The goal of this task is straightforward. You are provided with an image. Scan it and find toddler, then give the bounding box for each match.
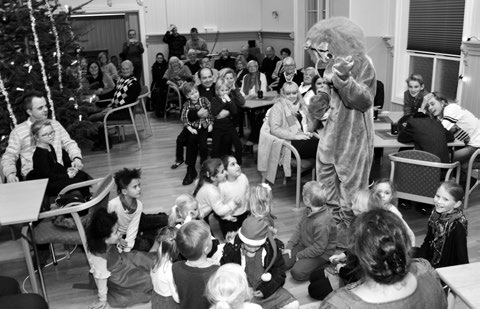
[108,168,167,252]
[403,73,429,115]
[221,217,299,309]
[168,194,199,228]
[171,82,214,186]
[206,263,261,309]
[248,184,276,229]
[373,178,416,246]
[283,181,337,281]
[210,78,243,164]
[417,181,468,268]
[219,155,250,234]
[150,227,179,309]
[172,220,219,309]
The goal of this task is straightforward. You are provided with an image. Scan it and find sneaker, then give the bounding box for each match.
[170,161,184,169]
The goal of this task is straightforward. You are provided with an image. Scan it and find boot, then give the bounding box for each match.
[182,166,198,186]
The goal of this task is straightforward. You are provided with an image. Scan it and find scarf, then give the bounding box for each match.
[281,97,302,134]
[119,194,138,214]
[242,72,261,95]
[428,208,468,266]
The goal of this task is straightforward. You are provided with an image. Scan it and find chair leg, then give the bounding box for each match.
[104,123,110,154]
[49,243,58,266]
[20,226,40,294]
[128,108,142,149]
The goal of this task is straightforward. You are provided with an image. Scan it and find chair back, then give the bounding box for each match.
[389,150,459,205]
[89,174,114,213]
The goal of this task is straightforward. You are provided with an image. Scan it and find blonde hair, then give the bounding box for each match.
[352,189,383,214]
[206,263,252,309]
[302,181,327,207]
[248,184,273,218]
[168,194,198,226]
[152,227,178,272]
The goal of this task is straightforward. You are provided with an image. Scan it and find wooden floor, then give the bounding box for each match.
[1,112,479,309]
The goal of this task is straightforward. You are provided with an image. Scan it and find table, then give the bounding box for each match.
[243,91,278,109]
[0,179,49,300]
[437,262,480,308]
[374,111,464,148]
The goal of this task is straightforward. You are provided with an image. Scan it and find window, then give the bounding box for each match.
[304,0,328,67]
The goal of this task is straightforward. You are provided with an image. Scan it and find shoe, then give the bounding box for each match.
[170,161,184,169]
[182,168,198,186]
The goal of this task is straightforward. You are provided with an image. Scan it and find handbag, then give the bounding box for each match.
[52,191,91,230]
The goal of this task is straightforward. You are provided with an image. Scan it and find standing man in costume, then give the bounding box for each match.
[305,17,376,247]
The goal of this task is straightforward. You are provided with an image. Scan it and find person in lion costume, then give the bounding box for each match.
[305,17,377,247]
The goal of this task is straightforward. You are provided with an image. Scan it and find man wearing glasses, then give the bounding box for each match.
[274,57,304,93]
[1,91,83,183]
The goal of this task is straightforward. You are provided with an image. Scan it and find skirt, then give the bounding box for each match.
[252,287,296,309]
[151,292,180,309]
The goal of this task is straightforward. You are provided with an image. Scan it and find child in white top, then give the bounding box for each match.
[373,178,416,246]
[206,263,261,309]
[219,155,250,234]
[150,227,180,309]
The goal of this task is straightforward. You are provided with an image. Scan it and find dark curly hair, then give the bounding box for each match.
[352,209,411,285]
[87,208,118,255]
[114,168,141,194]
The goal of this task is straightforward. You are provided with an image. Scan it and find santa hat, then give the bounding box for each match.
[238,217,278,282]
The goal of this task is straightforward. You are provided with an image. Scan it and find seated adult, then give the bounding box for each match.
[239,44,257,63]
[219,68,246,137]
[274,56,304,93]
[88,60,141,122]
[98,51,119,81]
[298,67,317,97]
[86,61,115,100]
[260,46,281,85]
[27,119,91,197]
[0,276,48,309]
[304,74,331,106]
[234,55,248,88]
[239,60,267,97]
[194,56,219,85]
[397,111,454,163]
[271,47,291,81]
[268,82,319,159]
[163,56,193,89]
[214,48,235,71]
[319,209,447,309]
[184,49,201,75]
[1,91,84,183]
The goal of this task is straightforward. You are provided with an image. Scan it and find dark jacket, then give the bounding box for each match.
[275,70,304,93]
[221,235,285,299]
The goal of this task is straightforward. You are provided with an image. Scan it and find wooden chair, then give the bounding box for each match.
[164,83,182,120]
[20,175,114,294]
[103,99,142,153]
[136,85,153,136]
[389,150,460,205]
[258,122,315,209]
[464,149,480,209]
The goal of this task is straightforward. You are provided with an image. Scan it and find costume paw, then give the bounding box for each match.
[308,92,331,120]
[333,56,354,79]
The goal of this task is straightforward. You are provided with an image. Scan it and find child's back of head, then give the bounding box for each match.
[168,194,199,227]
[153,226,178,271]
[351,189,383,216]
[248,184,273,219]
[302,181,327,208]
[176,220,211,261]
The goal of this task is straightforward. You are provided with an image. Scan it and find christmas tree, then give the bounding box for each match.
[0,0,96,150]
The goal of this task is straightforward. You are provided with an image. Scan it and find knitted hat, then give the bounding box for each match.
[238,217,268,246]
[238,217,278,282]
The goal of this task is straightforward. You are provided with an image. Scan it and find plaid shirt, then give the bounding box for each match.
[181,97,214,129]
[111,76,140,107]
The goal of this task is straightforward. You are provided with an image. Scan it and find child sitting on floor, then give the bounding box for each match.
[206,263,261,309]
[108,168,168,252]
[283,181,337,281]
[172,220,219,309]
[150,227,180,309]
[87,208,154,309]
[416,181,469,268]
[221,217,299,309]
[248,184,276,230]
[168,194,199,228]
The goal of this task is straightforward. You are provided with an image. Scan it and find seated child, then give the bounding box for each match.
[168,194,199,228]
[219,155,250,235]
[206,263,261,309]
[170,82,214,186]
[150,227,180,309]
[210,78,243,164]
[108,168,167,252]
[283,181,337,281]
[221,217,299,309]
[373,178,416,246]
[416,181,468,268]
[172,220,219,309]
[87,208,154,309]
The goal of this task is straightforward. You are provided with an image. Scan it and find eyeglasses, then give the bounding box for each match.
[41,131,55,138]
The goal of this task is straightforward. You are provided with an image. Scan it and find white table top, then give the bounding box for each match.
[0,179,48,225]
[437,262,480,308]
[243,91,278,109]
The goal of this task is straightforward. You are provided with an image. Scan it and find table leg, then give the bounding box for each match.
[29,222,49,302]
